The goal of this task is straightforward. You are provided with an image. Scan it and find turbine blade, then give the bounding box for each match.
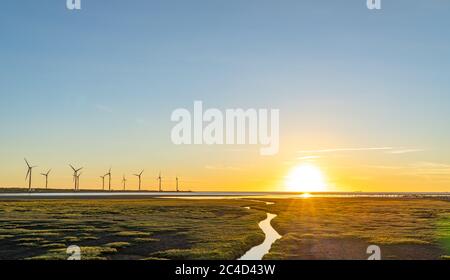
[25,169,30,180]
[69,164,76,171]
[24,158,31,168]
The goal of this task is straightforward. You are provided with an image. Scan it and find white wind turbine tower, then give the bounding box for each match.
[122,174,127,191]
[24,158,37,192]
[76,172,82,191]
[100,175,105,190]
[133,170,144,191]
[105,168,112,191]
[158,172,162,192]
[40,169,51,189]
[69,165,83,191]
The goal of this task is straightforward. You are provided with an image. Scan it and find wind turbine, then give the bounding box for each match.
[76,172,82,191]
[176,176,179,192]
[105,168,112,191]
[40,169,51,189]
[69,165,83,191]
[133,170,144,191]
[158,172,162,192]
[24,158,37,192]
[100,175,105,191]
[122,174,127,191]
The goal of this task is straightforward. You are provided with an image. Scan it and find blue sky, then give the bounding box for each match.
[1,1,449,191]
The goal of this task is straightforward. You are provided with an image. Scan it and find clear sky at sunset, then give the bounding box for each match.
[1,1,449,192]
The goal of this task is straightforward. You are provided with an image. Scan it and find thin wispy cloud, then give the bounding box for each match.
[367,162,450,177]
[298,147,393,154]
[365,165,404,170]
[388,149,425,154]
[298,147,425,155]
[298,155,321,160]
[413,162,450,168]
[409,162,450,175]
[225,148,252,152]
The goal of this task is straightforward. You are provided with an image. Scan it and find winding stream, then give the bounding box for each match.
[238,206,282,260]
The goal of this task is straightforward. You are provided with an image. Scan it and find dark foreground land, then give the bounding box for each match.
[0,197,448,260]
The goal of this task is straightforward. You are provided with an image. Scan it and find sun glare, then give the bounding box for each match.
[285,164,327,193]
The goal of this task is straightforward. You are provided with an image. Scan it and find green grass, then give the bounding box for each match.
[262,198,450,260]
[105,242,130,248]
[437,213,450,255]
[0,198,265,260]
[1,197,448,260]
[134,237,160,242]
[115,231,151,237]
[27,246,118,260]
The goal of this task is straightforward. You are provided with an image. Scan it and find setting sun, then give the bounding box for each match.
[285,164,327,192]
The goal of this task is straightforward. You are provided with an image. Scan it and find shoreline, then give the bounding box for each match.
[0,191,449,201]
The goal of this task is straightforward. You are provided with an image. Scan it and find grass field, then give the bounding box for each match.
[258,198,450,260]
[0,197,448,260]
[0,199,265,260]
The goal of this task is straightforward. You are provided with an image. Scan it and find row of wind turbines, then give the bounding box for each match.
[24,158,181,192]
